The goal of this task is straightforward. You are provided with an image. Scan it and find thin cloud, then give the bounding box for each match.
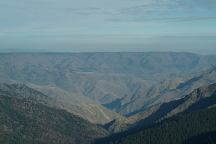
[105,0,216,23]
[109,16,216,23]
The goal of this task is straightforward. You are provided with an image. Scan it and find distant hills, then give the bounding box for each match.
[0,52,216,117]
[104,66,216,116]
[0,52,216,143]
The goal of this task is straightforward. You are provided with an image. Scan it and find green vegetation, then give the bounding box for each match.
[97,106,216,144]
[0,94,108,144]
[186,131,216,144]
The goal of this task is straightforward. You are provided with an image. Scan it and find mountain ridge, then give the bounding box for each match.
[104,83,216,133]
[0,52,216,120]
[96,83,216,143]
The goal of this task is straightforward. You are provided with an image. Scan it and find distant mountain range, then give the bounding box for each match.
[0,52,216,117]
[0,52,216,143]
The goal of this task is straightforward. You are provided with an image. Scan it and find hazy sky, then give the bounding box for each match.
[0,0,216,54]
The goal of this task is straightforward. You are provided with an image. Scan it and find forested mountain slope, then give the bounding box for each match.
[0,83,121,124]
[96,105,216,144]
[0,87,108,144]
[103,83,216,135]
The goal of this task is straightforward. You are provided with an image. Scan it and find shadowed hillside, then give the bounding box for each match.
[96,105,216,144]
[101,83,216,141]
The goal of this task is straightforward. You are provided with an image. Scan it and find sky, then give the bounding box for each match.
[0,0,216,54]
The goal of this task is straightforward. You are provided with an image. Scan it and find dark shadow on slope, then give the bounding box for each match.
[187,91,216,112]
[103,98,122,111]
[185,131,216,144]
[177,75,203,89]
[133,98,185,130]
[95,98,186,144]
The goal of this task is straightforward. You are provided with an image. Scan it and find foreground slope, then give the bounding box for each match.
[97,106,216,144]
[0,83,121,124]
[0,88,107,144]
[29,84,122,124]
